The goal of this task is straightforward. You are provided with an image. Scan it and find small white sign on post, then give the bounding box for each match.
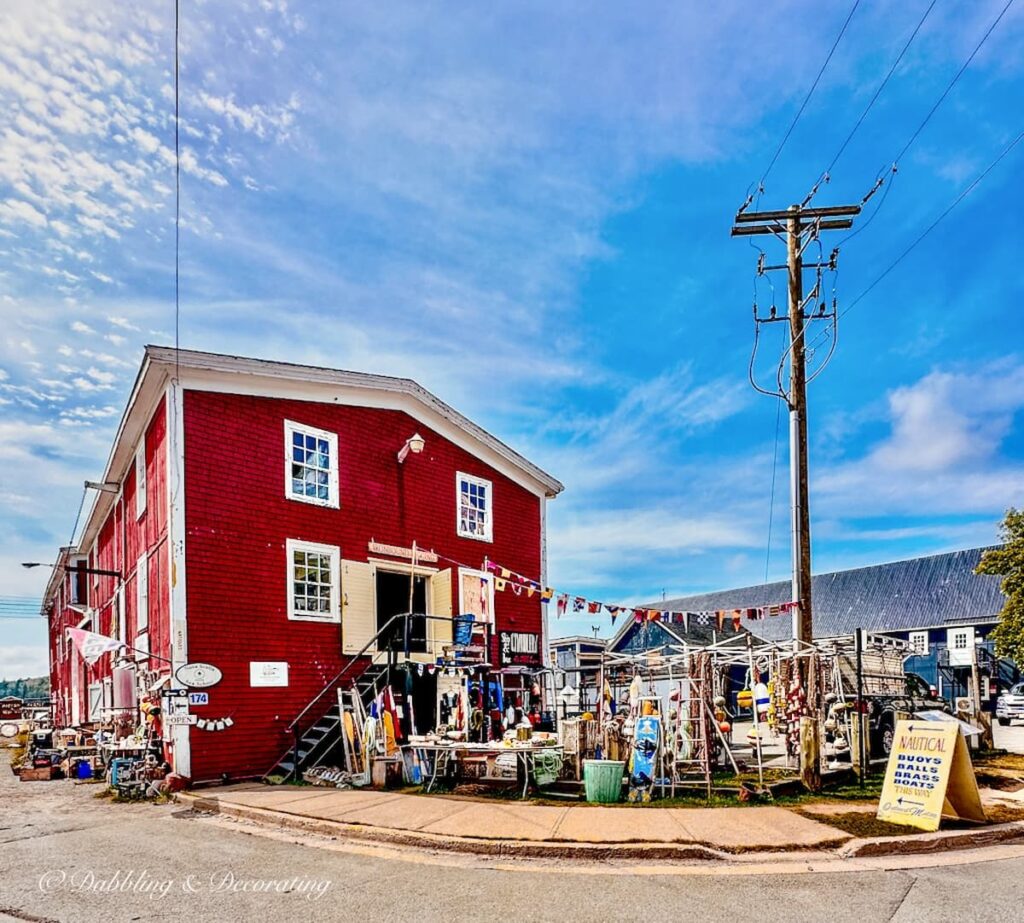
[250,661,289,687]
[165,713,197,727]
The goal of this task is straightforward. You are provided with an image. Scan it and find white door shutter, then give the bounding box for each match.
[429,568,453,655]
[341,560,375,654]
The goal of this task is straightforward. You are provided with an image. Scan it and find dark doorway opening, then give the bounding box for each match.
[376,570,427,653]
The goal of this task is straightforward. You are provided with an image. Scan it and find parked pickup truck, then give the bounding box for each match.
[833,640,951,758]
[996,682,1024,726]
[861,672,950,757]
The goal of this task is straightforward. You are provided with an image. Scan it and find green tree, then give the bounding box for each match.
[976,508,1024,664]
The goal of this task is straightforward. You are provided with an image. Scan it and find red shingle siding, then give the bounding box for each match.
[183,390,544,782]
[48,394,171,725]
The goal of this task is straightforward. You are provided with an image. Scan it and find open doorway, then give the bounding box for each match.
[376,569,428,653]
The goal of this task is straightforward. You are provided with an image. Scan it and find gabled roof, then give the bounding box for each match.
[653,547,1005,643]
[145,347,564,497]
[48,346,563,608]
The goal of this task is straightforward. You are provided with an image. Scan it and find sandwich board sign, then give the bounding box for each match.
[877,718,986,831]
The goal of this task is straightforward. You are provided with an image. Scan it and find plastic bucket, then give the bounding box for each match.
[453,614,475,646]
[583,759,625,803]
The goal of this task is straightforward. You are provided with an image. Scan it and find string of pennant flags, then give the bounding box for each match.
[478,559,799,633]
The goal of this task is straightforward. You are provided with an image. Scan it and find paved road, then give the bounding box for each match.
[2,753,1023,923]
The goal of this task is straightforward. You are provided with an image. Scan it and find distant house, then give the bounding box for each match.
[654,547,1015,707]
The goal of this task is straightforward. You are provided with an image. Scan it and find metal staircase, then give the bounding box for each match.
[264,661,389,782]
[263,612,455,783]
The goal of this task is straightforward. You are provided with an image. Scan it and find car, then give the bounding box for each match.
[996,682,1024,726]
[862,671,950,758]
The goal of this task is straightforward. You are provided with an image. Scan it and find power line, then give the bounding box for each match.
[174,0,181,376]
[845,127,1024,315]
[803,126,1024,357]
[890,0,1016,169]
[741,0,861,210]
[806,0,937,200]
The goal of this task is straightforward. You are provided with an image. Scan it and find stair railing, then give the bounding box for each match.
[280,611,458,780]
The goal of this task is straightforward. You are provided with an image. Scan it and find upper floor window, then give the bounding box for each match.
[287,539,340,622]
[457,472,492,542]
[908,631,928,655]
[285,420,339,508]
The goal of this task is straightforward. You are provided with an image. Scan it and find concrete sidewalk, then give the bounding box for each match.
[179,784,851,858]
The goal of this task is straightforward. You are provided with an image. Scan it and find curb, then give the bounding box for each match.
[175,793,841,861]
[838,821,1024,858]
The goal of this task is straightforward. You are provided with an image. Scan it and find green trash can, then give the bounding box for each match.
[583,759,625,803]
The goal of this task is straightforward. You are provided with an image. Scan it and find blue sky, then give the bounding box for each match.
[2,0,1023,676]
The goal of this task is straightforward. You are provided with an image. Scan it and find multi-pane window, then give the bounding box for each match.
[287,539,340,622]
[908,631,928,655]
[457,472,492,542]
[284,420,339,508]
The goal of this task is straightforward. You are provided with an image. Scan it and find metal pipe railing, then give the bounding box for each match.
[282,611,466,777]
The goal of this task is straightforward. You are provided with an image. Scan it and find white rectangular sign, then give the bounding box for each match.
[250,661,289,687]
[188,692,209,706]
[165,713,197,726]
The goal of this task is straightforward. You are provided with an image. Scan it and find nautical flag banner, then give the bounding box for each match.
[587,601,601,614]
[715,611,726,630]
[731,610,742,631]
[556,595,568,617]
[768,604,781,617]
[67,628,125,665]
[633,608,645,622]
[696,611,710,626]
[541,588,554,603]
[573,597,586,612]
[495,578,507,592]
[500,567,511,579]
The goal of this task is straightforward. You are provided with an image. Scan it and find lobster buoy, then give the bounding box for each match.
[719,721,732,734]
[754,682,771,717]
[737,689,754,709]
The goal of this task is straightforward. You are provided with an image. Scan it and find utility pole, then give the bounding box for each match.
[731,202,861,787]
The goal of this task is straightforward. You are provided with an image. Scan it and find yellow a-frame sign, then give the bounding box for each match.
[877,719,986,832]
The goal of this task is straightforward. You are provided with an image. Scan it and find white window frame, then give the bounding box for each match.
[284,420,339,509]
[456,472,493,542]
[458,567,494,626]
[908,631,928,655]
[287,539,341,623]
[135,631,149,662]
[136,552,149,634]
[950,628,971,650]
[134,444,147,519]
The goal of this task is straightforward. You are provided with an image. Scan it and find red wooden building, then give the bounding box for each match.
[43,347,562,783]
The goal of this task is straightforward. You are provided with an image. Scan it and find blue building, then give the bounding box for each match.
[650,547,1016,710]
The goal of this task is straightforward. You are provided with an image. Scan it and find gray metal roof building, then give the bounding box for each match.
[650,547,1005,643]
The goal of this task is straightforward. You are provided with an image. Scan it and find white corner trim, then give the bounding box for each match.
[166,381,190,778]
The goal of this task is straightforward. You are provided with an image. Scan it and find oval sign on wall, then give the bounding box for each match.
[175,662,223,689]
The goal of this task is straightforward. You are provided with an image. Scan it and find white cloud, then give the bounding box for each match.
[104,333,126,346]
[817,362,1024,516]
[106,315,138,330]
[70,320,95,334]
[85,366,116,384]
